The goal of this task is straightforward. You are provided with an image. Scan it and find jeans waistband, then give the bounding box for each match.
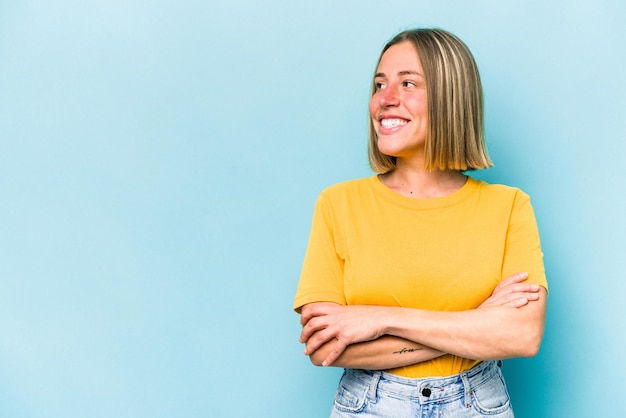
[346,360,501,406]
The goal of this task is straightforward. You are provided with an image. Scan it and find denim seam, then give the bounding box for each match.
[367,371,381,404]
[461,371,472,408]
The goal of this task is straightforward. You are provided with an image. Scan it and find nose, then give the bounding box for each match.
[379,84,399,107]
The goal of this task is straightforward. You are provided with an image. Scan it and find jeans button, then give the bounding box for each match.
[422,388,431,397]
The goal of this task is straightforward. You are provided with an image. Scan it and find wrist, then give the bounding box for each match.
[378,306,401,336]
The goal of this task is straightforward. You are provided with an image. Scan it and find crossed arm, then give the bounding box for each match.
[299,272,547,369]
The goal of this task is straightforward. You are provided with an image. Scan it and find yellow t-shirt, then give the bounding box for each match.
[294,175,547,378]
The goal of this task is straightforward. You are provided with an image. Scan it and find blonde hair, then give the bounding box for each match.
[368,28,493,173]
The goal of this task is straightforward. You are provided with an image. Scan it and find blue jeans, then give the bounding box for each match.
[329,361,514,417]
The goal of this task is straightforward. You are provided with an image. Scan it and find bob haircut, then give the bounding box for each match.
[368,28,493,173]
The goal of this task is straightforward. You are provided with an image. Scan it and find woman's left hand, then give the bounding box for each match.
[300,302,387,366]
[479,272,541,309]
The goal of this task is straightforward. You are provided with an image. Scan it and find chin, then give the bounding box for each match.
[377,144,408,158]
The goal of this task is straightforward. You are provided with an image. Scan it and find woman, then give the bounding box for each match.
[294,28,547,417]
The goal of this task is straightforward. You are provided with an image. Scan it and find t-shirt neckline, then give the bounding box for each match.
[370,174,479,210]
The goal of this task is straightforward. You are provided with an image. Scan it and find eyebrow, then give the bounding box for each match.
[374,70,423,78]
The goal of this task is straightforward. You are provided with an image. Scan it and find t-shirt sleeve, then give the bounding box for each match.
[501,190,548,292]
[293,192,347,312]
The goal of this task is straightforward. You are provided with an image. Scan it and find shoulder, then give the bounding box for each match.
[318,177,377,200]
[311,177,379,216]
[470,178,531,203]
[467,179,539,226]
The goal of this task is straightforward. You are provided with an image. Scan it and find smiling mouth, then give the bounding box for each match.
[380,118,408,129]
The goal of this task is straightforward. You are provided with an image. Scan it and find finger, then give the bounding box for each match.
[507,271,529,282]
[506,290,539,302]
[523,291,540,301]
[300,316,328,343]
[300,323,320,345]
[500,283,540,296]
[504,297,529,308]
[300,305,320,326]
[492,282,539,300]
[502,290,541,307]
[495,272,529,290]
[322,339,348,367]
[303,328,337,355]
[480,287,540,308]
[300,302,337,325]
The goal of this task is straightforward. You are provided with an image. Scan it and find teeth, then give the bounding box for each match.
[381,118,407,128]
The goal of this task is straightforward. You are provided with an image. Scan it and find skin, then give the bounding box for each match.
[300,273,545,368]
[371,41,467,198]
[372,42,429,164]
[298,41,548,369]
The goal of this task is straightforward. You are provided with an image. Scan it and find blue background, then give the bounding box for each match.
[1,0,624,417]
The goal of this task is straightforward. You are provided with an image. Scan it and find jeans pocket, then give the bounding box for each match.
[333,371,369,413]
[470,372,513,415]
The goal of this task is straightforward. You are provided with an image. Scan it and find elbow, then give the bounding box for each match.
[309,356,324,367]
[308,350,326,367]
[486,338,542,360]
[308,342,342,367]
[304,335,334,367]
[513,327,545,358]
[508,297,547,358]
[519,336,543,358]
[516,343,540,358]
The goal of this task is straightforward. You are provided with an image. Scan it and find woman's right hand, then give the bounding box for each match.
[479,272,541,309]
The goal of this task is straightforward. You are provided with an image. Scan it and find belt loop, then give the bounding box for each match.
[460,371,472,408]
[368,371,381,404]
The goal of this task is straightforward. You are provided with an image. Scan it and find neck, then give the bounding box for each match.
[379,162,467,199]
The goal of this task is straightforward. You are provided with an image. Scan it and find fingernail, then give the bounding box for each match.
[531,284,539,291]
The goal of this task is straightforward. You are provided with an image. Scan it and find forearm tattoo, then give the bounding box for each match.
[393,347,423,355]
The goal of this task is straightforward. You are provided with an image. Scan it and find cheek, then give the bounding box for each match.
[368,96,379,116]
[368,104,379,133]
[407,95,428,114]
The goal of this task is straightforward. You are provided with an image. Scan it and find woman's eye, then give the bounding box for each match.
[374,82,385,91]
[403,81,416,88]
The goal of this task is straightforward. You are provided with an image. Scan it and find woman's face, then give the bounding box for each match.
[369,41,428,162]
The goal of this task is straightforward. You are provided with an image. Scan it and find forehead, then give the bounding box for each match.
[376,41,423,74]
